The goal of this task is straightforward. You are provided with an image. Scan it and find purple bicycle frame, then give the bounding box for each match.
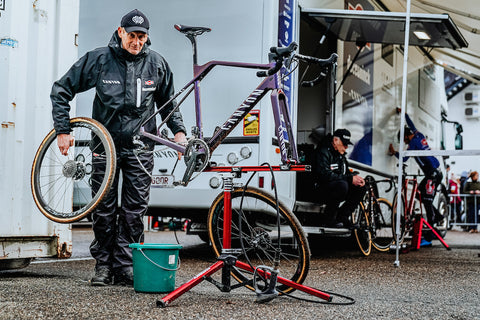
[140,59,299,165]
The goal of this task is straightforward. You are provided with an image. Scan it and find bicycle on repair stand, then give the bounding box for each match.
[31,25,353,305]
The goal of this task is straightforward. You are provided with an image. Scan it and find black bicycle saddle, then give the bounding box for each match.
[174,24,211,35]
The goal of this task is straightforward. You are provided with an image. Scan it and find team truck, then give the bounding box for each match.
[73,0,461,238]
[0,1,79,269]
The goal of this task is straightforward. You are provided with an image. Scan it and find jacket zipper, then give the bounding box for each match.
[136,78,141,108]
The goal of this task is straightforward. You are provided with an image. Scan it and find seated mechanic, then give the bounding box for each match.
[388,110,443,243]
[313,129,366,228]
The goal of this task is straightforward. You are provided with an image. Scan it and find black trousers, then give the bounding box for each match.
[318,180,366,223]
[418,170,443,241]
[90,152,153,273]
[418,171,443,224]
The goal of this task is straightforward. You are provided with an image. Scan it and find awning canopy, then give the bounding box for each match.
[302,9,467,49]
[302,2,480,83]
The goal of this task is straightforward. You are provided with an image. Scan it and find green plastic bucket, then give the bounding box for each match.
[129,243,182,293]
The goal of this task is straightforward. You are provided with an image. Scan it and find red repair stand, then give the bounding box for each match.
[411,214,451,250]
[157,165,333,308]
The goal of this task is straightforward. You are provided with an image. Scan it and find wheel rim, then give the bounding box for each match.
[31,119,115,223]
[372,198,394,251]
[353,204,372,256]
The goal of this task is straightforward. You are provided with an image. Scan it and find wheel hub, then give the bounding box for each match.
[62,160,86,180]
[251,227,271,250]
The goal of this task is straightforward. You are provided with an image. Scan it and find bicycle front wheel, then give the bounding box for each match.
[352,203,372,256]
[31,117,116,223]
[371,198,394,252]
[207,187,310,294]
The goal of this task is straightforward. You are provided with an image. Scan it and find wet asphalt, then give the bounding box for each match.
[0,227,479,320]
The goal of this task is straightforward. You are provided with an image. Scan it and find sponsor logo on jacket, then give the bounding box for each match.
[102,79,121,85]
[143,79,155,91]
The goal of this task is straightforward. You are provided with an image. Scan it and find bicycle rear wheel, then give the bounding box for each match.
[352,203,372,256]
[435,193,449,238]
[371,198,394,252]
[31,117,116,223]
[207,187,310,294]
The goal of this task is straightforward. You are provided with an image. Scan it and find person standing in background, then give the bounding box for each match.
[463,171,480,233]
[448,173,462,224]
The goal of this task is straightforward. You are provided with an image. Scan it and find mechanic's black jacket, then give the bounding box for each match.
[313,134,354,185]
[51,31,186,152]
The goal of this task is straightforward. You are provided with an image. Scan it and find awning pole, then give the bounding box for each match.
[394,0,412,268]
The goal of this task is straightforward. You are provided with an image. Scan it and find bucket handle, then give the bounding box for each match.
[139,248,181,271]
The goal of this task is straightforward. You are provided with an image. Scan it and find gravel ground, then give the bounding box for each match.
[0,228,479,320]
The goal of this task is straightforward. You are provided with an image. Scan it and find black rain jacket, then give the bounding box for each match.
[313,134,354,185]
[51,31,186,153]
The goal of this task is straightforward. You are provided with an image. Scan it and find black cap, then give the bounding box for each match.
[121,9,150,34]
[333,128,353,146]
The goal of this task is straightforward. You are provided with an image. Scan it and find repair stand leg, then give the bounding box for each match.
[157,260,225,308]
[411,215,450,251]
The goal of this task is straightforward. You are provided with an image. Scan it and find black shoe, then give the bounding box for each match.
[90,266,112,286]
[114,269,133,286]
[325,221,344,228]
[433,214,444,224]
[339,216,359,230]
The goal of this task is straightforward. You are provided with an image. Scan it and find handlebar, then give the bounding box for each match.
[295,53,338,67]
[365,175,395,193]
[298,53,338,87]
[256,43,338,89]
[256,42,298,77]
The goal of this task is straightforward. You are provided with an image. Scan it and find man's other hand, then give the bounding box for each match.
[174,131,187,160]
[352,175,365,187]
[57,133,74,156]
[388,143,396,156]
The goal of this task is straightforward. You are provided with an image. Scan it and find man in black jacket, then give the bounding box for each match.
[51,9,186,286]
[313,129,365,228]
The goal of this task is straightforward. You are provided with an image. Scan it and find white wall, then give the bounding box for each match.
[0,0,76,259]
[444,84,480,178]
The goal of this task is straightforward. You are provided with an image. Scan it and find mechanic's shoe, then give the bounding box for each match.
[330,222,345,228]
[90,266,112,286]
[114,269,134,286]
[420,239,432,247]
[433,213,444,224]
[324,220,344,228]
[339,216,359,230]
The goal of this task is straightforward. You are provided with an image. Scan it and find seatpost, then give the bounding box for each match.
[185,34,199,65]
[221,174,234,250]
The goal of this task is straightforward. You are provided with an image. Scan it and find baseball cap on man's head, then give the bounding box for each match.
[121,9,150,34]
[333,128,353,146]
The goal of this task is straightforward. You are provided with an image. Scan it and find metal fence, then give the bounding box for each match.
[448,193,479,229]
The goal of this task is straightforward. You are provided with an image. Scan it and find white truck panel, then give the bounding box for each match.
[0,0,79,265]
